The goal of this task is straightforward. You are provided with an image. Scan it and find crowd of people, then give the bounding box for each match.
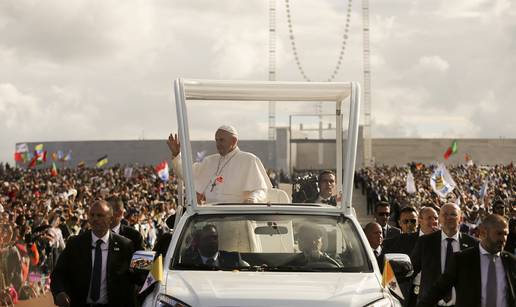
[0,163,178,306]
[1,158,515,306]
[359,163,516,307]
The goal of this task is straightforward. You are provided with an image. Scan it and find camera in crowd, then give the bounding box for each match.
[291,173,319,203]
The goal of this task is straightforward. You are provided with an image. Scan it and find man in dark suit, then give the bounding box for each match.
[383,206,439,307]
[364,222,384,270]
[375,202,401,239]
[306,170,337,205]
[51,200,135,307]
[417,214,516,307]
[107,197,144,251]
[411,203,478,307]
[181,224,248,268]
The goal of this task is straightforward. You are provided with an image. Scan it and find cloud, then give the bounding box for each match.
[416,56,449,72]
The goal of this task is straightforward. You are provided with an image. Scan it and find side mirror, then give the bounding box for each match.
[384,253,413,279]
[130,250,156,272]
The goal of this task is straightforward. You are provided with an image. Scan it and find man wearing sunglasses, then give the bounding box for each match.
[374,202,401,240]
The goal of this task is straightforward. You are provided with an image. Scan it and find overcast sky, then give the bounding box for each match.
[1,0,515,163]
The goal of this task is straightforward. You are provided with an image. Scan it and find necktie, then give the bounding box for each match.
[443,238,454,302]
[90,239,103,302]
[485,254,497,307]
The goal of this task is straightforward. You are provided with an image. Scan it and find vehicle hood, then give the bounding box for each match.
[163,270,385,307]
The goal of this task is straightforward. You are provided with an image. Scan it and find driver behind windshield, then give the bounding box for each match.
[181,224,249,268]
[288,224,341,267]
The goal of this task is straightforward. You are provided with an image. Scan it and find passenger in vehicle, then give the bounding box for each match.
[181,224,248,268]
[287,224,341,267]
[168,125,272,204]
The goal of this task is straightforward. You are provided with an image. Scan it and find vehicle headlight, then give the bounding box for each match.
[364,297,401,307]
[156,294,191,307]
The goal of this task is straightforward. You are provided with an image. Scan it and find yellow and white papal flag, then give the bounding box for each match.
[139,255,163,293]
[382,259,404,300]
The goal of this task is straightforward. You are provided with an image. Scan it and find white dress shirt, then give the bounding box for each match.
[87,231,110,304]
[479,244,508,307]
[439,231,460,306]
[111,223,121,235]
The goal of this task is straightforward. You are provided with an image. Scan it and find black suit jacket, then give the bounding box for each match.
[410,230,478,302]
[119,224,145,251]
[416,246,516,307]
[50,230,135,307]
[384,224,402,240]
[383,232,419,256]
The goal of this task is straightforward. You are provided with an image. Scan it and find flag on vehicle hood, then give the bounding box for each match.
[155,161,169,182]
[406,171,416,194]
[430,163,456,198]
[139,255,163,294]
[96,155,108,167]
[382,259,404,300]
[443,140,458,160]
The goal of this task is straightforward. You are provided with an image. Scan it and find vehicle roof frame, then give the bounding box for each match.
[173,78,361,216]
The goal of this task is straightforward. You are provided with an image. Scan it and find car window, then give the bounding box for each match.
[171,214,371,272]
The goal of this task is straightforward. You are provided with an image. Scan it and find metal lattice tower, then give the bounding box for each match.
[268,0,276,140]
[362,0,372,166]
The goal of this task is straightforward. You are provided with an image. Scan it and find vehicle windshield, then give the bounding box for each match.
[171,214,371,272]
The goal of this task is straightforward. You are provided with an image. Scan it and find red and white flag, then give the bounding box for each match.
[155,161,169,182]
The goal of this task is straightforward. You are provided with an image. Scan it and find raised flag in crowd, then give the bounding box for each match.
[51,162,58,177]
[155,161,169,182]
[430,163,456,198]
[406,170,416,194]
[443,140,458,160]
[96,155,109,167]
[124,166,133,179]
[64,150,72,161]
[57,150,64,161]
[14,143,29,162]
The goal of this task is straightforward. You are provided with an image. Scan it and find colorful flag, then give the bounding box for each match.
[406,171,416,194]
[64,150,72,161]
[443,140,458,160]
[464,153,474,167]
[51,162,58,177]
[14,143,29,162]
[124,166,133,179]
[139,255,163,293]
[34,144,44,153]
[155,161,169,182]
[51,152,58,161]
[96,155,108,167]
[382,259,404,300]
[430,163,456,198]
[57,150,64,161]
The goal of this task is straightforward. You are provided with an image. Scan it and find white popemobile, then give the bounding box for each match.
[138,79,410,307]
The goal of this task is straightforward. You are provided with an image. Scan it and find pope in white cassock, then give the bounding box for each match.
[167,125,272,204]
